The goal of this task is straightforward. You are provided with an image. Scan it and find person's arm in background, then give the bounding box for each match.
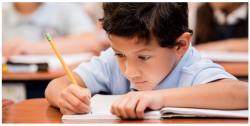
[2,33,102,57]
[194,38,248,52]
[2,3,103,58]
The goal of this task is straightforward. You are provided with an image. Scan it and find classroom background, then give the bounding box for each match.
[2,2,248,105]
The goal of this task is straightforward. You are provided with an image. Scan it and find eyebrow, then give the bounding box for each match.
[111,47,151,53]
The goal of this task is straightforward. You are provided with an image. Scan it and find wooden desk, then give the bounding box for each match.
[2,64,79,81]
[2,99,15,109]
[2,99,248,124]
[214,62,248,77]
[2,62,248,81]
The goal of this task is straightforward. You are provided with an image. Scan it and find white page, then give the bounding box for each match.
[90,94,121,115]
[161,107,248,118]
[199,51,248,62]
[62,94,162,120]
[5,52,94,70]
[62,94,122,120]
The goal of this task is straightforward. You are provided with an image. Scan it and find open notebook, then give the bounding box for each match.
[62,94,248,120]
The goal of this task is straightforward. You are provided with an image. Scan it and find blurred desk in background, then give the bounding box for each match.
[214,62,248,77]
[2,99,15,109]
[2,63,79,81]
[2,98,247,124]
[2,63,80,100]
[2,62,248,81]
[2,62,248,100]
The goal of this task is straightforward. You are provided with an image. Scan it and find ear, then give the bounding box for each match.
[174,32,192,56]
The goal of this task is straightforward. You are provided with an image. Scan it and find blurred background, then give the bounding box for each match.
[2,2,248,105]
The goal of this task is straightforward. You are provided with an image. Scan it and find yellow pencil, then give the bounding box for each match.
[45,34,78,86]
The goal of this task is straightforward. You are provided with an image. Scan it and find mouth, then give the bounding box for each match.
[132,81,146,85]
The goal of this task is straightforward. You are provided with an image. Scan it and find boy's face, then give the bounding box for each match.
[110,35,180,91]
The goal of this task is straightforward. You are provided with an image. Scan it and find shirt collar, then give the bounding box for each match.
[130,43,194,91]
[213,3,247,25]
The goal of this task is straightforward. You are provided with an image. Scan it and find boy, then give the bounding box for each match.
[45,3,248,119]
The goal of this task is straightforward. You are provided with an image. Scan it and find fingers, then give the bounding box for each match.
[64,93,91,113]
[111,92,142,119]
[2,39,24,57]
[60,107,76,115]
[59,84,92,115]
[69,85,91,106]
[124,95,139,119]
[59,98,86,114]
[111,95,131,119]
[136,97,150,119]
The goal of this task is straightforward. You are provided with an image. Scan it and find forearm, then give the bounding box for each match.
[27,33,101,55]
[45,76,71,108]
[225,38,248,52]
[158,79,248,110]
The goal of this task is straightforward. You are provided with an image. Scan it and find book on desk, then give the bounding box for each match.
[199,51,248,62]
[2,52,94,73]
[62,94,248,120]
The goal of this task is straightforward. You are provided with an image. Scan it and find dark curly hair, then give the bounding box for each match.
[99,2,192,48]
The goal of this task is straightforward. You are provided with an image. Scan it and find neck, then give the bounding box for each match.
[14,2,42,15]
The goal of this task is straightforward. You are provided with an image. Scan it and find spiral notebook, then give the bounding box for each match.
[62,94,248,120]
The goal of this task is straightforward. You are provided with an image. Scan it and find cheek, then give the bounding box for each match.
[117,59,126,75]
[145,54,176,82]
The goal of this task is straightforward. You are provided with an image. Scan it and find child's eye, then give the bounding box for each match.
[138,56,150,60]
[114,53,125,58]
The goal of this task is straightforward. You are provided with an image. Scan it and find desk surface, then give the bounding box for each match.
[2,62,248,81]
[2,98,248,124]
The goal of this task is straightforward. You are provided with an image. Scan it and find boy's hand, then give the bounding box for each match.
[110,91,164,119]
[58,84,92,115]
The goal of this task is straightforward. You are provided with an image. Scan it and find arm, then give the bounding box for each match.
[194,38,248,52]
[111,79,248,119]
[45,72,91,114]
[161,79,248,109]
[2,33,102,58]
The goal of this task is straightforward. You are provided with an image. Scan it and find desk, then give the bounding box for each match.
[2,99,15,109]
[214,62,248,77]
[2,64,79,81]
[2,62,248,81]
[2,99,248,124]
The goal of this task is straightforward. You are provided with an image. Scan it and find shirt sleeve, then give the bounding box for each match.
[72,48,121,96]
[62,3,95,36]
[192,68,238,85]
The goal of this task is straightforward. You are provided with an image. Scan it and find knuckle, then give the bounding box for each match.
[58,100,63,106]
[125,105,133,112]
[117,106,123,112]
[61,91,67,98]
[74,101,82,108]
[81,94,87,100]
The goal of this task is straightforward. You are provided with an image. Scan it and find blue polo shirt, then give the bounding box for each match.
[2,3,95,42]
[73,44,237,96]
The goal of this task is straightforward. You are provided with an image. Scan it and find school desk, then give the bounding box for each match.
[1,98,248,123]
[2,62,248,81]
[2,99,14,109]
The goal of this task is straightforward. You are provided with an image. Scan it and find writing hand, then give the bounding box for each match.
[58,84,91,115]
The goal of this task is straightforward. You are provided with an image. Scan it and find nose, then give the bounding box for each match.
[125,60,141,78]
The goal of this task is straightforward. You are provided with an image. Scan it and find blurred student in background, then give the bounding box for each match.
[2,2,102,58]
[193,2,248,52]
